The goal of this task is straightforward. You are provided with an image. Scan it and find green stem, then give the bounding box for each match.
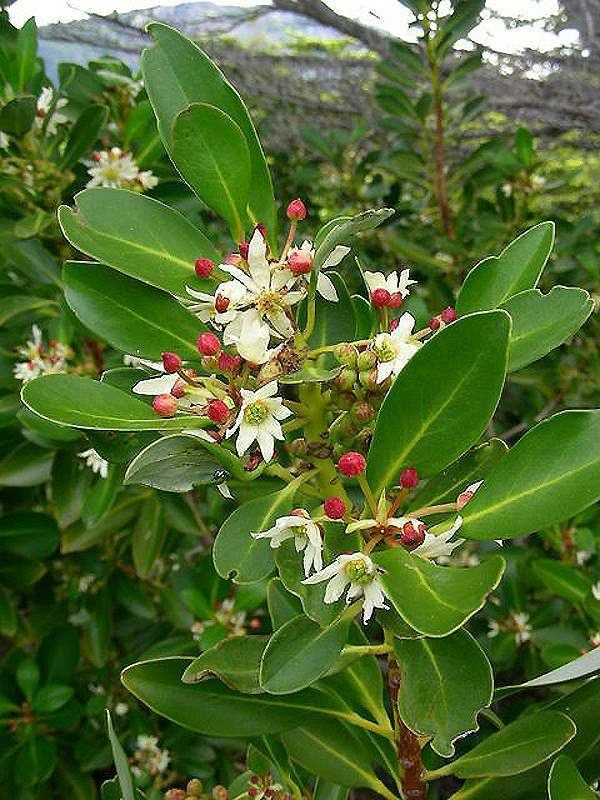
[342,643,393,657]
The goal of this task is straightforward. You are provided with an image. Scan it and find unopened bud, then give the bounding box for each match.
[161,351,182,373]
[428,316,441,330]
[400,467,419,489]
[338,451,366,477]
[194,258,214,278]
[334,343,358,366]
[441,306,457,324]
[257,360,282,383]
[212,786,228,800]
[165,790,186,800]
[186,779,203,797]
[218,351,241,374]
[388,292,404,308]
[352,401,374,423]
[207,399,230,424]
[171,378,187,398]
[197,332,221,356]
[359,368,379,391]
[336,367,357,391]
[288,250,313,275]
[357,349,377,371]
[249,617,261,629]
[371,288,391,308]
[153,394,178,417]
[324,497,346,520]
[286,198,307,221]
[238,241,249,261]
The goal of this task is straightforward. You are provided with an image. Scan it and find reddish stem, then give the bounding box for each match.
[388,654,427,799]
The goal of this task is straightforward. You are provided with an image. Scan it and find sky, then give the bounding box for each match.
[8,0,579,55]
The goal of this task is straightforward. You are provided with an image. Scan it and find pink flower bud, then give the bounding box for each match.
[161,351,182,373]
[206,399,229,424]
[324,497,346,519]
[255,222,268,239]
[371,288,391,308]
[400,521,426,547]
[238,241,249,260]
[218,351,241,374]
[457,490,474,509]
[286,197,307,220]
[171,378,187,398]
[441,306,457,323]
[388,292,404,308]
[197,332,221,356]
[215,294,230,314]
[288,250,313,275]
[400,467,419,489]
[338,451,366,477]
[153,393,178,417]
[194,258,214,278]
[429,316,441,330]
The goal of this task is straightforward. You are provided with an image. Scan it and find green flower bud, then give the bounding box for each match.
[336,366,357,391]
[334,343,358,366]
[187,779,203,797]
[357,349,377,371]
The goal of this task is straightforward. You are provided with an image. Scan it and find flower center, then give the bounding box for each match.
[255,290,285,314]
[345,557,373,585]
[374,335,397,363]
[103,166,120,181]
[243,400,269,425]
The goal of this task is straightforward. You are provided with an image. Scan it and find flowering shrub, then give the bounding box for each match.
[14,21,600,800]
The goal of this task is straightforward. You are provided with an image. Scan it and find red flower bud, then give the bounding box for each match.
[287,197,307,221]
[441,306,457,323]
[388,292,404,308]
[248,788,258,798]
[371,288,391,308]
[250,776,260,785]
[153,393,178,417]
[171,378,187,398]
[288,250,313,275]
[197,332,221,356]
[389,318,399,332]
[400,467,419,489]
[218,351,241,374]
[161,351,182,373]
[194,257,214,278]
[324,497,346,520]
[249,617,261,630]
[206,399,229,424]
[238,241,249,261]
[338,451,366,477]
[225,252,242,266]
[215,294,230,314]
[428,316,441,330]
[255,222,268,239]
[400,521,426,547]
[91,150,102,161]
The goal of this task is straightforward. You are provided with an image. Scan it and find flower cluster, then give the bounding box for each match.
[86,147,158,191]
[13,325,72,383]
[132,734,170,777]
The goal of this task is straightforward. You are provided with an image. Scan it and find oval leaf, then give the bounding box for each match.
[367,311,510,496]
[182,636,268,693]
[548,755,597,799]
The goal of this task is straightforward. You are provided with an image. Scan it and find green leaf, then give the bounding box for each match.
[515,126,535,168]
[213,478,306,584]
[182,635,268,693]
[122,656,357,737]
[410,438,507,510]
[456,222,554,315]
[548,755,598,799]
[172,103,251,241]
[32,684,74,714]
[131,494,165,578]
[15,18,37,90]
[81,463,123,527]
[22,374,209,431]
[142,23,276,237]
[267,578,302,630]
[125,433,225,491]
[461,411,600,540]
[372,549,505,636]
[0,512,59,559]
[0,442,53,487]
[16,737,57,787]
[260,614,350,695]
[60,104,109,169]
[17,657,40,700]
[497,648,600,699]
[0,586,17,636]
[0,95,36,135]
[395,630,493,757]
[367,311,510,496]
[59,188,219,295]
[303,272,356,349]
[431,710,575,779]
[502,286,593,371]
[63,261,202,360]
[313,209,394,271]
[531,559,591,604]
[0,295,51,326]
[106,710,136,800]
[61,494,140,553]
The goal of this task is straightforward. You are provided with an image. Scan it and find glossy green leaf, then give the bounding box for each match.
[0,512,59,559]
[367,311,510,496]
[410,438,507,510]
[532,559,591,604]
[456,222,554,315]
[313,208,394,271]
[61,494,141,552]
[81,463,123,527]
[498,647,600,699]
[372,549,505,636]
[32,684,74,714]
[0,587,17,636]
[431,710,575,779]
[106,710,136,800]
[395,630,493,757]
[548,755,597,799]
[503,286,593,371]
[64,261,202,360]
[461,411,600,540]
[17,657,40,700]
[260,614,350,695]
[213,478,305,584]
[182,635,268,693]
[22,374,209,431]
[0,295,51,326]
[131,494,165,578]
[142,23,276,237]
[122,656,358,737]
[267,578,303,630]
[59,188,218,295]
[16,737,57,787]
[0,442,53,486]
[125,434,225,491]
[60,104,109,169]
[172,103,251,240]
[0,95,36,135]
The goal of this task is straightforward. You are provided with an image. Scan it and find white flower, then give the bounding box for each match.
[364,268,417,299]
[134,735,170,776]
[302,552,388,623]
[86,147,147,189]
[114,702,129,716]
[78,574,96,593]
[226,381,292,462]
[222,306,282,364]
[577,550,592,566]
[411,516,465,561]
[289,239,351,302]
[0,131,8,149]
[487,619,501,638]
[592,582,600,602]
[13,324,71,382]
[512,612,532,645]
[78,448,109,479]
[252,512,323,576]
[137,170,158,190]
[36,87,68,135]
[186,279,248,326]
[373,312,421,383]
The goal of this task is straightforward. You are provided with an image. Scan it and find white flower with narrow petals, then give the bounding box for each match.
[36,87,68,135]
[411,516,465,561]
[364,268,417,299]
[252,512,323,576]
[226,381,291,462]
[222,307,281,364]
[302,552,388,623]
[288,240,351,302]
[78,448,109,479]
[138,170,158,190]
[512,612,532,645]
[373,312,421,383]
[13,324,71,382]
[186,277,248,325]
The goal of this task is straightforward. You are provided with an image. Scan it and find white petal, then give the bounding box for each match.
[235,423,257,456]
[317,272,339,302]
[302,560,342,585]
[324,572,350,603]
[132,373,179,395]
[256,428,275,462]
[322,245,350,268]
